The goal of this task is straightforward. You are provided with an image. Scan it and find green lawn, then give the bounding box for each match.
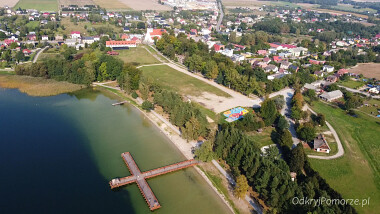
[116,47,161,66]
[338,79,365,89]
[15,0,58,11]
[358,99,380,116]
[140,64,230,97]
[247,127,275,148]
[309,101,380,214]
[25,21,40,31]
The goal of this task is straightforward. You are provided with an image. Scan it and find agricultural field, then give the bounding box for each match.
[15,0,58,11]
[1,0,19,8]
[349,63,380,80]
[92,0,130,10]
[115,47,161,65]
[309,101,380,214]
[140,64,230,97]
[59,0,95,7]
[118,0,171,11]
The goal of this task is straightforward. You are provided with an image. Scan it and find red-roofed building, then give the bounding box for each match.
[131,37,141,44]
[190,29,198,35]
[121,34,129,40]
[4,39,16,46]
[337,69,348,77]
[273,56,283,63]
[213,44,224,52]
[269,43,281,48]
[23,49,32,56]
[144,28,167,44]
[309,59,325,65]
[26,34,37,41]
[281,44,297,49]
[106,40,136,49]
[257,50,267,55]
[71,31,81,39]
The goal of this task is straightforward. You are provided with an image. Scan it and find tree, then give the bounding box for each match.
[98,62,108,81]
[142,101,154,112]
[273,95,285,110]
[234,175,249,199]
[304,89,317,103]
[296,122,316,142]
[276,115,289,131]
[344,95,363,110]
[260,98,278,126]
[315,113,325,126]
[15,51,25,63]
[278,130,293,148]
[289,144,305,172]
[195,140,214,162]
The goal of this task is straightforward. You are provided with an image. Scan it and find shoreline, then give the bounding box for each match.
[95,85,236,214]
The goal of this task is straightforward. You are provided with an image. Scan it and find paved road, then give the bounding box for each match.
[304,105,345,160]
[278,89,300,145]
[33,46,48,63]
[338,85,380,99]
[216,1,224,32]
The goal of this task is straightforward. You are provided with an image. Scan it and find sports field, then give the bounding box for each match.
[15,0,58,11]
[309,101,380,214]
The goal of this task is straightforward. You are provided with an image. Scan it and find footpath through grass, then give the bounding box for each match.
[140,64,230,97]
[15,0,58,11]
[309,101,380,214]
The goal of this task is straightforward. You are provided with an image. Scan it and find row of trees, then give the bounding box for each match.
[15,49,123,86]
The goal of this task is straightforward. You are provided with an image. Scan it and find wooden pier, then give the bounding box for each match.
[112,101,127,106]
[109,152,198,211]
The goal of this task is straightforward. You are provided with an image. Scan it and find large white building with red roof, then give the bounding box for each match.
[71,31,81,39]
[144,28,167,44]
[106,40,137,49]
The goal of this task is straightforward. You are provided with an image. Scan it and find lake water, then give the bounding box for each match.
[0,87,230,214]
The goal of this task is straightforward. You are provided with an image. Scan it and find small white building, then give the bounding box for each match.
[71,31,81,39]
[41,35,49,41]
[323,65,335,73]
[369,87,379,94]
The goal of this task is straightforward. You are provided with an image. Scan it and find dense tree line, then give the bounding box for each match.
[153,90,209,140]
[156,33,301,96]
[15,49,123,86]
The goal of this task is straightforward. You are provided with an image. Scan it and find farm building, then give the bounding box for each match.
[319,90,343,102]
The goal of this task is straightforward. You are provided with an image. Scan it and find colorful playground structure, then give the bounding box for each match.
[223,107,249,122]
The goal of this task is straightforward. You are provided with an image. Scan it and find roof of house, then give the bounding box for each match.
[71,31,81,34]
[150,29,167,36]
[313,134,330,150]
[320,90,343,100]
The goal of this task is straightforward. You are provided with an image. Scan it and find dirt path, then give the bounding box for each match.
[304,105,345,160]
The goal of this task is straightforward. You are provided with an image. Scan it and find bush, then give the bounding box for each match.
[142,101,154,112]
[132,91,138,99]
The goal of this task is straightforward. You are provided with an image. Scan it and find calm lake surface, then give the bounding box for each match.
[0,87,230,214]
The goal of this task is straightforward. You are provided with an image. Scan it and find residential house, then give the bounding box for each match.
[257,50,267,56]
[314,70,324,77]
[22,49,32,56]
[26,34,37,41]
[280,61,291,69]
[336,69,348,77]
[82,37,95,44]
[71,31,81,39]
[326,75,338,83]
[264,64,279,73]
[319,90,343,102]
[313,134,330,153]
[41,35,49,41]
[273,56,283,63]
[323,65,334,73]
[65,38,78,47]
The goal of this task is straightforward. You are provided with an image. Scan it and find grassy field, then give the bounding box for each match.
[0,75,83,96]
[116,47,161,65]
[25,21,40,31]
[309,101,380,214]
[140,64,230,97]
[247,127,275,148]
[58,17,122,37]
[338,79,365,89]
[15,0,58,11]
[358,99,380,116]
